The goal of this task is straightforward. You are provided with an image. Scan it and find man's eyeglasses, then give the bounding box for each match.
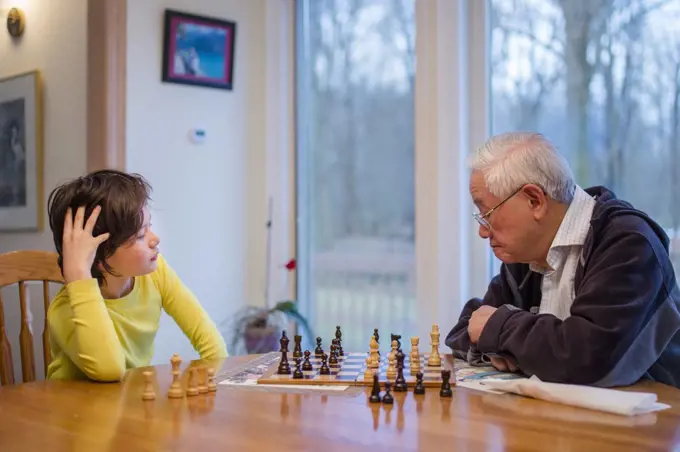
[472,185,525,229]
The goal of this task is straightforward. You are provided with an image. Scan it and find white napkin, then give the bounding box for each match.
[482,375,671,416]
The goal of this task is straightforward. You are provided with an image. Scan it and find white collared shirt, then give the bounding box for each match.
[529,186,596,320]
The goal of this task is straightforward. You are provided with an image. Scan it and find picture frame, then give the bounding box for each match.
[161,9,237,91]
[0,70,43,231]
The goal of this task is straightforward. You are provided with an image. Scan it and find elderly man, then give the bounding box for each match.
[446,131,680,388]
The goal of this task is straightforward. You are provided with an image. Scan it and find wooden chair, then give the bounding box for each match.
[0,250,64,385]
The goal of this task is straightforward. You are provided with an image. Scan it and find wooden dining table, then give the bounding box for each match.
[1,354,679,451]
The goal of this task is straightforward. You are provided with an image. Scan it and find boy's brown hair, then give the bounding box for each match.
[47,169,152,284]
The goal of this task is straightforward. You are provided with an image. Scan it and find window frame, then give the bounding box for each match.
[279,0,494,342]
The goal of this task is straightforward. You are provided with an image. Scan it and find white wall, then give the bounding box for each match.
[0,0,87,381]
[125,0,269,363]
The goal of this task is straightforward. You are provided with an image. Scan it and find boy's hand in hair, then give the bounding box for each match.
[62,206,110,283]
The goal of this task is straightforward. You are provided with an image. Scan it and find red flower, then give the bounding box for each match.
[284,259,296,271]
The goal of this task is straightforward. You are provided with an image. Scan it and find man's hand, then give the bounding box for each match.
[468,305,497,344]
[489,356,519,372]
[62,206,110,284]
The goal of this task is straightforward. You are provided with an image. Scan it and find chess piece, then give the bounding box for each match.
[393,350,407,392]
[280,330,290,351]
[293,358,304,379]
[440,369,453,397]
[369,335,380,369]
[369,373,382,403]
[187,368,199,396]
[389,339,398,360]
[335,326,344,356]
[382,382,394,404]
[391,333,402,349]
[302,350,313,371]
[414,371,425,395]
[293,335,303,358]
[277,350,291,374]
[428,324,442,367]
[328,344,339,365]
[373,328,380,357]
[278,332,292,375]
[315,337,324,357]
[363,356,375,380]
[386,342,397,380]
[410,337,421,375]
[207,368,217,392]
[320,353,330,375]
[198,366,208,394]
[142,370,155,400]
[168,354,183,399]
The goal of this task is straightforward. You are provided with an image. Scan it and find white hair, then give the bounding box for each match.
[468,131,576,204]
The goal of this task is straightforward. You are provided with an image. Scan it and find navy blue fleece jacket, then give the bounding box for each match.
[446,186,680,387]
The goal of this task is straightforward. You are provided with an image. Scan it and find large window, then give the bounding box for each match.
[296,0,416,351]
[490,0,680,273]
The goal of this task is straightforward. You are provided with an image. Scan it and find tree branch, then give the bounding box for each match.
[501,25,564,59]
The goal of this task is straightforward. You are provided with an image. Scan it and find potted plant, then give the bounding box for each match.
[229,259,314,354]
[226,199,314,354]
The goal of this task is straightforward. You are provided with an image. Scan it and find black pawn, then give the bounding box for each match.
[440,369,453,397]
[302,350,313,371]
[369,373,382,403]
[293,358,304,379]
[293,334,302,358]
[382,382,394,404]
[414,371,425,395]
[328,344,339,365]
[319,353,330,375]
[315,337,324,357]
[277,350,291,375]
[393,350,407,392]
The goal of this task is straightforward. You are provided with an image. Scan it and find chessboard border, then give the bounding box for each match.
[256,352,456,388]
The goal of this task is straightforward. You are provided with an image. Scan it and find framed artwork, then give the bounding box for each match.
[161,9,237,91]
[0,70,42,231]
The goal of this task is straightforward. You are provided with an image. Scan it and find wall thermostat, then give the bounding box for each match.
[189,128,206,144]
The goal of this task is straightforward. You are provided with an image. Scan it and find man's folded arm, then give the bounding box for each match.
[476,229,678,386]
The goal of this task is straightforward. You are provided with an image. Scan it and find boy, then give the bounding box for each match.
[46,169,227,381]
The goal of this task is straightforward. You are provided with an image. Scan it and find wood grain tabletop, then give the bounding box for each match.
[1,355,679,451]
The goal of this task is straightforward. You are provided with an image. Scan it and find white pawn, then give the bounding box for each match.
[410,336,420,374]
[390,339,398,360]
[207,367,217,392]
[370,336,380,369]
[142,370,155,401]
[364,356,375,380]
[387,351,397,380]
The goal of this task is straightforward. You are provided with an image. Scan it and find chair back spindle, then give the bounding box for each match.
[0,251,64,385]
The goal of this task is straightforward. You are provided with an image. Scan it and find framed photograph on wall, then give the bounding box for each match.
[0,71,42,231]
[161,9,237,91]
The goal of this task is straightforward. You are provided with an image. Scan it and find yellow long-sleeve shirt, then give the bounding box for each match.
[46,254,227,381]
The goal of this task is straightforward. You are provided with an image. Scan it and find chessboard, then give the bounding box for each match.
[257,352,454,388]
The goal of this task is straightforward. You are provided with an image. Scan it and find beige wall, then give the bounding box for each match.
[0,0,88,381]
[1,0,274,376]
[125,0,269,362]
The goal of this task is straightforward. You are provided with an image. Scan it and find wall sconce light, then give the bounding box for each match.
[7,7,26,38]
